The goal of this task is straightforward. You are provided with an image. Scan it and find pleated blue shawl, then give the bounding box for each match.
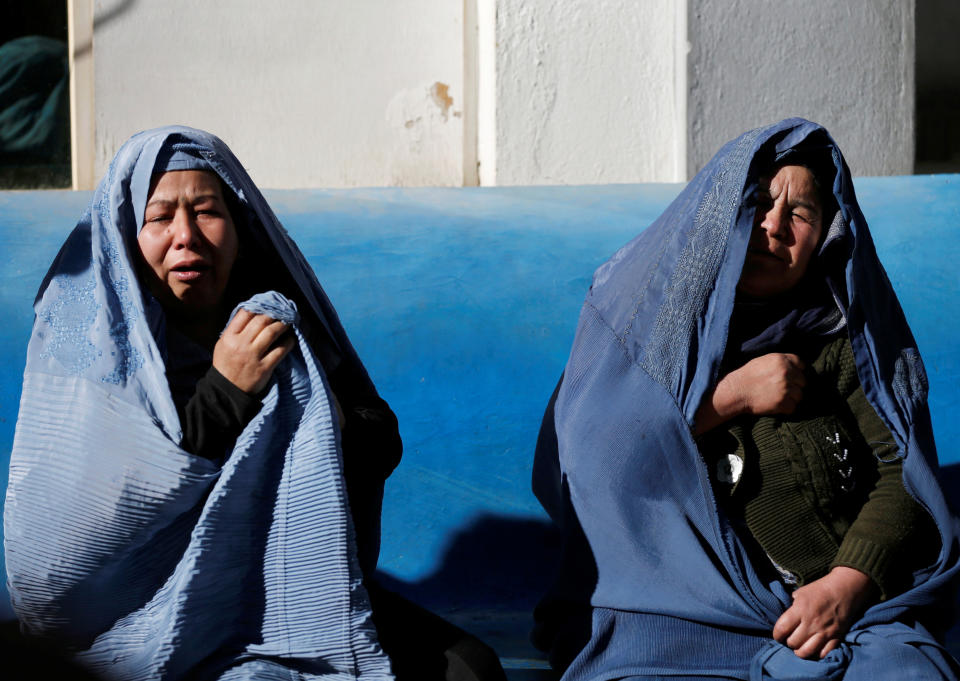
[4,127,393,680]
[534,119,960,680]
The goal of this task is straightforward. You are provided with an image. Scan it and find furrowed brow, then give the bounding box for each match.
[145,194,222,210]
[144,197,176,210]
[792,198,821,215]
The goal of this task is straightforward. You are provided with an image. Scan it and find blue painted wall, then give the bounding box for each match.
[0,178,958,625]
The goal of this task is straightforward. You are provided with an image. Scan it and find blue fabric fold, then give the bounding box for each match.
[533,118,960,680]
[4,127,393,679]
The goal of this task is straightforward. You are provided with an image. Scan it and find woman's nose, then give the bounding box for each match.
[760,204,789,240]
[170,210,200,249]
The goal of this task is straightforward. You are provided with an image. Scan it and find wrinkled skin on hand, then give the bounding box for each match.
[213,309,296,394]
[695,352,806,435]
[773,566,878,659]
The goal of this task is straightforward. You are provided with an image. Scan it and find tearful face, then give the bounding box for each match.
[137,170,239,315]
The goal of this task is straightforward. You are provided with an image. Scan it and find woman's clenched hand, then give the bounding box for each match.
[695,353,805,434]
[212,309,296,394]
[725,352,806,416]
[772,566,877,659]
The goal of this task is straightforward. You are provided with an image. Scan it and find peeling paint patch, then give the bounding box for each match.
[383,81,461,184]
[386,82,461,155]
[430,82,454,121]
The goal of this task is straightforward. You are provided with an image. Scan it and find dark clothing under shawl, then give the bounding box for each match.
[699,333,936,596]
[532,119,960,680]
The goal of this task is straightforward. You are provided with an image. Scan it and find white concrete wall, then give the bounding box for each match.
[484,0,683,185]
[687,0,915,177]
[84,0,918,188]
[91,0,465,189]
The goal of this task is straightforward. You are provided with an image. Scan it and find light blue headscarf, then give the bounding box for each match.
[4,127,393,680]
[534,119,960,680]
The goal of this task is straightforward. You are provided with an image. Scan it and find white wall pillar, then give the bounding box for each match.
[479,0,682,185]
[68,0,95,190]
[475,0,498,186]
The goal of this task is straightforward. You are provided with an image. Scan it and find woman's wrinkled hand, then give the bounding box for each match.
[694,353,805,434]
[726,352,806,416]
[212,309,296,394]
[772,566,877,660]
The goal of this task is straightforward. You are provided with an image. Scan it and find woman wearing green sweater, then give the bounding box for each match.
[694,158,937,662]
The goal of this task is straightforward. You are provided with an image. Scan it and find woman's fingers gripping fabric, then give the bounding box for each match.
[235,313,277,344]
[819,637,841,660]
[774,604,832,660]
[213,313,295,395]
[224,307,255,335]
[261,329,296,371]
[792,631,830,660]
[771,567,876,660]
[772,601,801,644]
[249,318,292,356]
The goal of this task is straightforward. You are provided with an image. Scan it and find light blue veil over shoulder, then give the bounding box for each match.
[533,119,960,680]
[4,127,393,679]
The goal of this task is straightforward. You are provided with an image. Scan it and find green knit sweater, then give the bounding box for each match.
[699,336,938,598]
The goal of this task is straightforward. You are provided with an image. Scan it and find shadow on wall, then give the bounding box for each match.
[376,513,563,665]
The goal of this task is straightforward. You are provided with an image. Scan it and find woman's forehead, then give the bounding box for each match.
[146,169,225,201]
[764,164,816,186]
[761,165,821,209]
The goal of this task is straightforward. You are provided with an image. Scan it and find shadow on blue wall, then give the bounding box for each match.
[376,513,562,667]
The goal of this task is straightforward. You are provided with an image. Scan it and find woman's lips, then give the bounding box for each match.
[171,262,210,281]
[747,248,784,263]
